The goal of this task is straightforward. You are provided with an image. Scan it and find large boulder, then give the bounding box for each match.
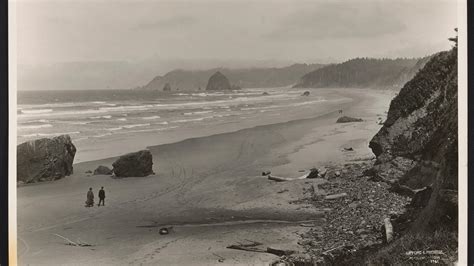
[93,165,112,175]
[112,150,154,177]
[206,71,232,90]
[17,135,76,183]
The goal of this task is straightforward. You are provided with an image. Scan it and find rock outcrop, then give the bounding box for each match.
[112,150,154,177]
[93,165,113,175]
[17,135,76,183]
[369,47,458,230]
[206,71,232,90]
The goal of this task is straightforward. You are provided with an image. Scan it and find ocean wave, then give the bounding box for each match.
[123,123,150,129]
[142,115,161,120]
[106,127,123,131]
[99,105,155,112]
[92,132,113,138]
[183,110,213,116]
[21,131,80,138]
[171,116,213,123]
[120,126,178,134]
[117,118,127,121]
[89,115,112,119]
[21,109,53,114]
[21,119,50,124]
[156,121,169,125]
[18,124,53,130]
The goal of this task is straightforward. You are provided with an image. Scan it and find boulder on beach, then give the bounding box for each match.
[17,135,77,183]
[336,116,363,123]
[112,150,154,177]
[301,91,310,96]
[206,71,232,91]
[93,165,113,175]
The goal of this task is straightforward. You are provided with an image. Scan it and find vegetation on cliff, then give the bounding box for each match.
[294,57,430,89]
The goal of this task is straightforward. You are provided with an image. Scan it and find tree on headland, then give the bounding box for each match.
[448,28,458,49]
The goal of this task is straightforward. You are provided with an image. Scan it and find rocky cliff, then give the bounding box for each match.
[206,71,232,90]
[294,57,430,89]
[369,47,457,230]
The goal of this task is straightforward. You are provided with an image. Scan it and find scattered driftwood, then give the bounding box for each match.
[226,240,295,257]
[262,171,271,176]
[325,193,348,200]
[343,147,354,151]
[53,234,92,247]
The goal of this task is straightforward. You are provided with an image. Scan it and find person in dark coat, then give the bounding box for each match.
[85,187,94,207]
[98,187,105,206]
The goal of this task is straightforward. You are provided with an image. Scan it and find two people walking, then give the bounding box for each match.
[85,187,106,207]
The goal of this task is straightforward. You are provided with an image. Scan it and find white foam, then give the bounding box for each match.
[122,123,151,129]
[171,116,213,123]
[21,109,53,114]
[18,124,53,130]
[117,118,127,121]
[183,110,213,116]
[106,127,123,131]
[21,131,80,138]
[142,115,161,120]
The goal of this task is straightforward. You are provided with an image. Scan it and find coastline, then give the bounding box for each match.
[17,88,394,265]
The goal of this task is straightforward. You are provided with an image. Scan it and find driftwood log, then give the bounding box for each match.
[226,241,295,257]
[324,193,348,200]
[383,218,393,243]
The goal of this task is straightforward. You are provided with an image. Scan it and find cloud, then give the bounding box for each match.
[265,2,407,40]
[135,16,198,30]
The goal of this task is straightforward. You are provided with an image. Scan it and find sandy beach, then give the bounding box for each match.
[17,88,394,265]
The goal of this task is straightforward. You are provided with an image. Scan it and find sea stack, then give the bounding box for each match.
[206,71,232,90]
[17,135,77,183]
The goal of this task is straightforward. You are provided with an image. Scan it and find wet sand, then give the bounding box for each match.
[17,89,394,265]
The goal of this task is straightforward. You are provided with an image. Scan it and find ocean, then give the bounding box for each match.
[17,87,351,162]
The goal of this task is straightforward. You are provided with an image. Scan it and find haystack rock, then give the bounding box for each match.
[206,71,232,90]
[112,150,154,177]
[17,135,76,183]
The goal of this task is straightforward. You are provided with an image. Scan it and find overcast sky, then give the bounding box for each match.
[16,0,457,66]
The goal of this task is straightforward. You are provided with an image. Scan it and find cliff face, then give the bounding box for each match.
[294,57,430,89]
[369,48,458,230]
